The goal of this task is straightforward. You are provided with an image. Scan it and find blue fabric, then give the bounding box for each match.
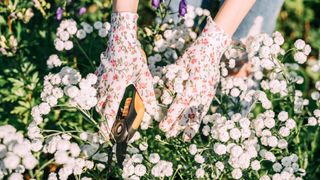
[169,0,284,40]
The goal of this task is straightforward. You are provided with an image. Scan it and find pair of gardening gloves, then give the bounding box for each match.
[94,12,231,142]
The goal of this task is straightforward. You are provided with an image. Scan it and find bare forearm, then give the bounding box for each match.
[112,0,139,12]
[214,0,256,37]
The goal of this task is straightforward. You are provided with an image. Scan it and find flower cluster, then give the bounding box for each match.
[0,125,38,179]
[42,134,96,180]
[54,19,110,51]
[5,3,318,180]
[293,39,311,64]
[122,150,174,179]
[47,54,62,69]
[30,67,97,128]
[198,111,305,179]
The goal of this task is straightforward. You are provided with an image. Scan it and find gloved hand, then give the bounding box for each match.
[159,16,231,141]
[94,12,159,140]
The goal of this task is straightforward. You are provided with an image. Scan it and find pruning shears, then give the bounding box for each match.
[107,85,145,168]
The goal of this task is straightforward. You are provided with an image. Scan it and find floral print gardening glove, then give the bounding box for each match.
[94,12,159,140]
[159,16,232,141]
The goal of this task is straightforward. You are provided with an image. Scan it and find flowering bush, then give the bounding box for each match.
[1,1,320,180]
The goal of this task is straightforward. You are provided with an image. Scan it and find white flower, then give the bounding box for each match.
[54,150,70,164]
[184,19,194,28]
[57,139,71,151]
[267,136,278,147]
[264,118,275,129]
[67,24,77,35]
[134,164,146,176]
[76,29,86,39]
[307,117,317,126]
[251,160,261,170]
[314,109,320,117]
[188,144,197,155]
[8,173,23,180]
[39,102,51,115]
[139,142,148,151]
[281,156,292,167]
[230,128,241,140]
[54,39,64,51]
[294,51,307,64]
[231,168,242,179]
[47,54,62,69]
[273,162,282,172]
[64,86,80,98]
[264,151,276,162]
[194,154,205,164]
[0,144,7,158]
[230,87,241,97]
[239,118,250,128]
[213,143,227,155]
[294,39,305,50]
[303,44,311,55]
[202,125,210,136]
[13,142,30,157]
[290,154,298,163]
[59,30,70,41]
[195,7,203,16]
[263,36,273,46]
[270,44,280,54]
[196,168,205,178]
[215,161,224,171]
[22,155,38,169]
[82,23,93,33]
[260,175,271,180]
[64,40,74,50]
[278,111,289,121]
[230,145,243,158]
[218,130,230,142]
[279,127,290,137]
[3,153,20,169]
[259,46,271,58]
[98,28,107,38]
[104,22,111,31]
[273,32,284,45]
[79,132,88,141]
[70,143,81,157]
[278,139,288,149]
[94,21,103,29]
[285,119,296,129]
[149,153,160,164]
[48,172,58,180]
[238,153,250,169]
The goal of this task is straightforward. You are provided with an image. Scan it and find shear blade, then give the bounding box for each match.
[116,142,128,167]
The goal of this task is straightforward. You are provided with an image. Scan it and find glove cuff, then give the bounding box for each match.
[202,15,232,49]
[110,12,139,40]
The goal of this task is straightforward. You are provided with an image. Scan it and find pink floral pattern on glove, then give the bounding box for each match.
[159,16,232,141]
[94,12,159,140]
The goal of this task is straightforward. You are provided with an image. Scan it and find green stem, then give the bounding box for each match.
[34,159,55,178]
[171,165,181,180]
[74,38,95,70]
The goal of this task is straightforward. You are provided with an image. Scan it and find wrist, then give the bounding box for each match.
[112,0,139,13]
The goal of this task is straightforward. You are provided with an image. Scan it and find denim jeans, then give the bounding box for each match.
[169,0,284,41]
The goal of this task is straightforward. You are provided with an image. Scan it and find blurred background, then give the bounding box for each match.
[0,0,320,178]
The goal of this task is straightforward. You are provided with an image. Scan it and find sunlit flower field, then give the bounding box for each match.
[1,0,320,179]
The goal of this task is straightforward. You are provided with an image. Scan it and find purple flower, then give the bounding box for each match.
[56,7,63,20]
[152,0,162,8]
[79,7,87,15]
[179,0,187,16]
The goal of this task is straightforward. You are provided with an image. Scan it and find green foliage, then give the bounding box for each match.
[0,0,320,178]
